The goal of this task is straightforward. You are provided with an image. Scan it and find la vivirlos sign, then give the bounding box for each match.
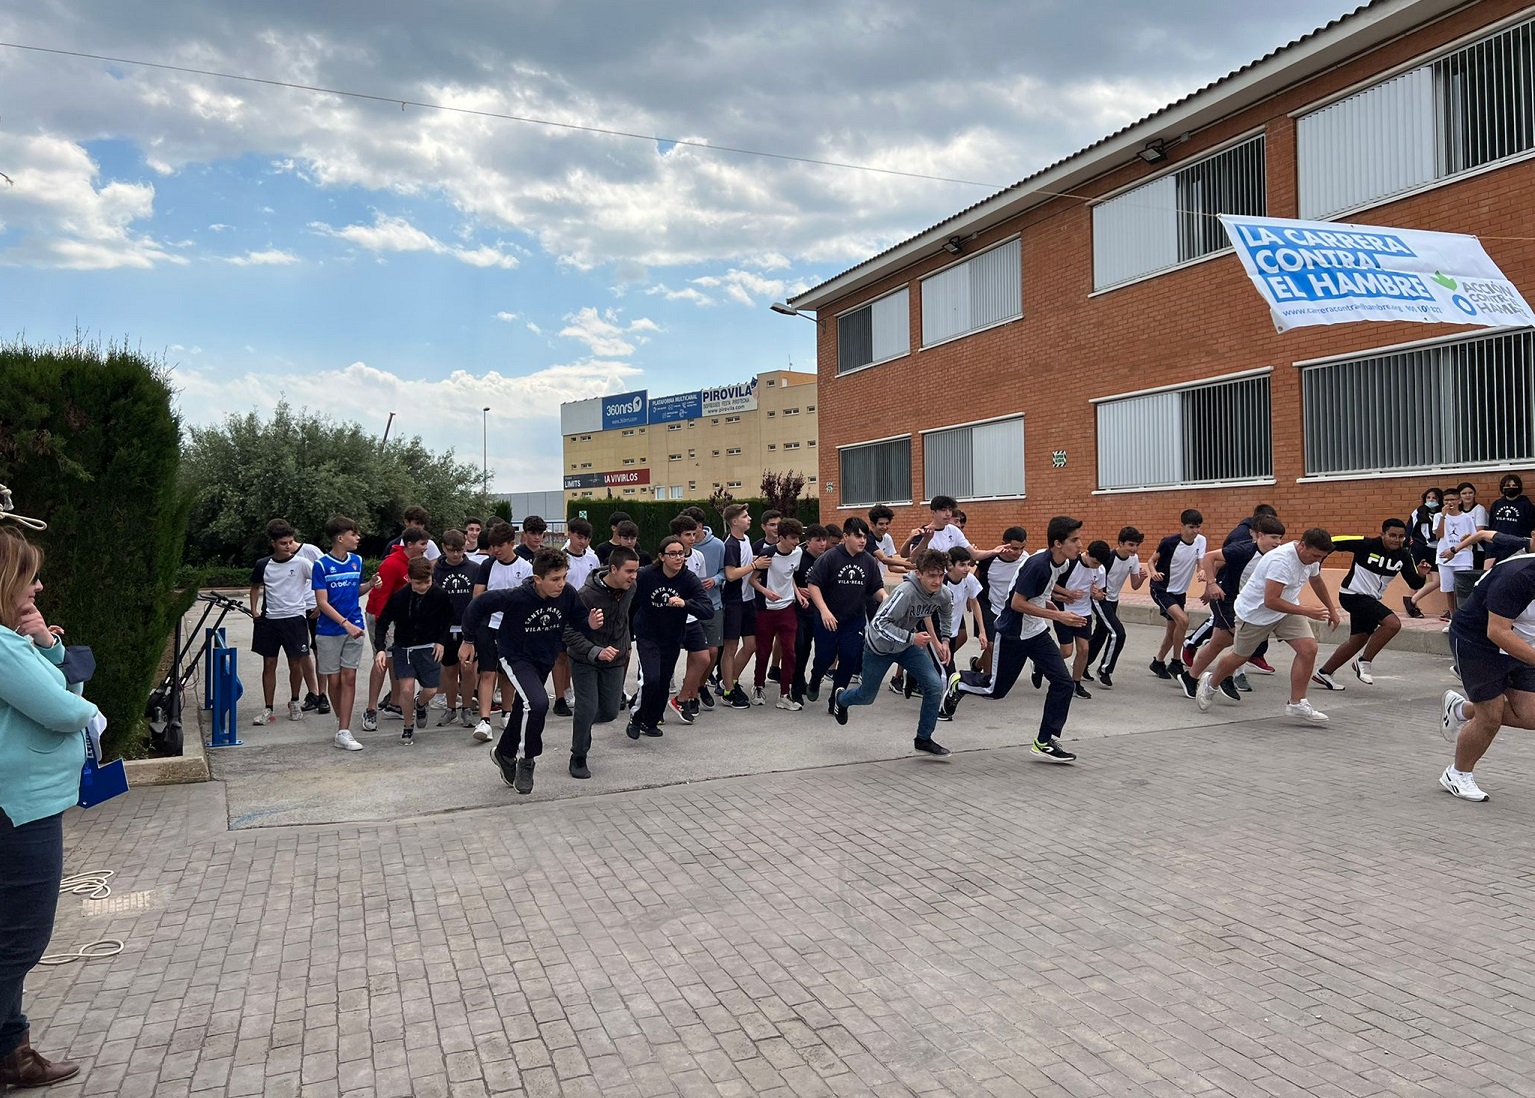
[1219,214,1535,333]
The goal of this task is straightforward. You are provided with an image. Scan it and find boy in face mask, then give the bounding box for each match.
[1488,476,1535,562]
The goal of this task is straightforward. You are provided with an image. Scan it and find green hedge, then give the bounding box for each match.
[567,497,819,550]
[1,341,194,759]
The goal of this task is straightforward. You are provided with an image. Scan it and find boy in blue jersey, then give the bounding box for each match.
[311,515,368,751]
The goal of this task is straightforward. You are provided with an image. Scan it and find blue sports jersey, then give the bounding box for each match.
[312,551,365,635]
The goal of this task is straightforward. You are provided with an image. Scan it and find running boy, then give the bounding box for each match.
[432,530,481,726]
[1148,509,1213,681]
[373,556,453,745]
[942,546,986,675]
[1086,527,1143,688]
[1058,543,1106,699]
[1312,519,1426,689]
[751,517,806,710]
[805,516,886,702]
[1185,515,1285,699]
[468,521,533,743]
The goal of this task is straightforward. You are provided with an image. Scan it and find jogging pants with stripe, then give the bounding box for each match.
[635,635,682,727]
[496,657,551,761]
[956,631,1073,742]
[1087,598,1127,674]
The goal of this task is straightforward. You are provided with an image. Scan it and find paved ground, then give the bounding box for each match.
[26,602,1535,1097]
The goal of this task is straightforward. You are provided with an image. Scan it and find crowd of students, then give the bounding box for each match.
[242,476,1535,803]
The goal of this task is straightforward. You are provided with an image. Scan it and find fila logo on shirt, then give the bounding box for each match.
[1366,552,1404,574]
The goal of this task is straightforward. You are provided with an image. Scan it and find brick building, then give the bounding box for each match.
[788,0,1535,547]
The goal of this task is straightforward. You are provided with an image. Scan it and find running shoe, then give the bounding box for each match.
[1311,671,1344,691]
[301,692,324,712]
[1285,699,1329,724]
[1351,659,1373,685]
[472,719,493,743]
[804,680,821,703]
[698,684,715,710]
[1167,659,1185,679]
[381,702,403,720]
[1149,658,1171,680]
[941,671,963,720]
[728,686,751,709]
[752,685,766,706]
[1441,689,1467,741]
[969,656,982,672]
[913,737,951,756]
[316,695,332,715]
[1074,682,1093,700]
[437,708,459,726]
[887,675,905,695]
[1097,670,1113,689]
[514,759,535,795]
[287,699,303,722]
[460,710,478,729]
[775,696,803,711]
[400,727,414,746]
[1031,668,1043,690]
[1402,596,1424,619]
[1440,766,1488,802]
[552,698,572,717]
[253,707,274,727]
[829,687,848,726]
[686,698,700,721]
[1081,669,1094,683]
[1031,738,1076,764]
[626,718,643,740]
[569,755,591,780]
[361,709,378,732]
[415,704,428,727]
[1232,671,1251,692]
[333,729,363,751]
[767,666,780,683]
[1247,656,1277,674]
[1178,673,1197,700]
[1218,677,1241,702]
[429,694,448,710]
[491,749,517,787]
[1194,673,1217,712]
[668,696,694,724]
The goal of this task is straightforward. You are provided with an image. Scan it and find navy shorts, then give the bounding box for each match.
[474,625,499,672]
[252,616,310,660]
[1150,587,1187,620]
[1451,628,1535,703]
[441,629,463,667]
[683,621,710,653]
[1209,596,1238,633]
[1340,592,1393,636]
[391,645,442,688]
[1054,621,1091,644]
[724,600,757,641]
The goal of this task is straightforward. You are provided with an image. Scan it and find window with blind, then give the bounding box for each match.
[1092,136,1265,290]
[1302,330,1535,476]
[1096,374,1272,490]
[839,437,912,506]
[923,417,1025,500]
[920,238,1022,346]
[837,288,910,373]
[1298,16,1535,218]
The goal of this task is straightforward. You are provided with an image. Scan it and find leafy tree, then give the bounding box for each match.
[760,469,807,518]
[182,400,486,564]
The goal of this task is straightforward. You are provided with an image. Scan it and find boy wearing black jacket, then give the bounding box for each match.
[372,556,454,745]
[562,547,640,779]
[629,536,714,738]
[460,547,602,794]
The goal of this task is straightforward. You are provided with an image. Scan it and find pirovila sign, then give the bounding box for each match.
[563,469,652,490]
[700,378,759,416]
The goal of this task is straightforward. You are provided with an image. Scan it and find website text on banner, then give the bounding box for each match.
[1218,214,1535,334]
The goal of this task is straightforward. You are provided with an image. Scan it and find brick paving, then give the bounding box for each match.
[26,685,1535,1096]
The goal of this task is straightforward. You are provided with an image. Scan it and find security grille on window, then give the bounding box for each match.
[837,287,911,374]
[1298,17,1535,219]
[921,238,1022,346]
[840,437,912,506]
[1303,330,1535,476]
[1096,374,1272,490]
[1093,136,1265,290]
[924,416,1025,500]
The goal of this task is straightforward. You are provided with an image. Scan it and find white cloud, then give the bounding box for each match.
[687,269,806,307]
[526,322,544,335]
[558,306,660,357]
[493,311,519,322]
[0,133,182,270]
[224,248,299,266]
[208,223,233,232]
[645,283,715,307]
[309,212,519,269]
[174,356,643,486]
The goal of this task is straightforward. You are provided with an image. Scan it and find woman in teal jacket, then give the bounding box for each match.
[0,529,97,1088]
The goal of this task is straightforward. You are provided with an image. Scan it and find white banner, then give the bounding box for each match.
[700,377,758,416]
[1219,214,1535,333]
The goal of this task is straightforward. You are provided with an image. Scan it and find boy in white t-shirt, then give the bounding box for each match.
[1437,494,1479,619]
[249,519,318,724]
[750,518,806,709]
[941,547,986,678]
[551,518,601,716]
[1148,509,1216,682]
[867,506,911,577]
[1197,528,1340,724]
[1058,542,1107,699]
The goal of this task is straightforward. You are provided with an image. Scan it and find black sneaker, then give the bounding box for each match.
[1031,668,1043,690]
[626,719,643,740]
[1178,672,1198,699]
[1031,738,1077,764]
[687,698,701,720]
[569,755,590,779]
[804,679,821,703]
[888,675,904,695]
[1219,677,1242,701]
[415,704,428,727]
[301,691,323,712]
[642,723,664,738]
[1074,682,1092,700]
[698,684,715,710]
[1168,659,1186,679]
[1081,669,1094,683]
[1097,670,1113,689]
[382,702,403,720]
[830,687,849,726]
[316,694,331,715]
[621,692,635,710]
[1149,659,1171,679]
[492,749,517,786]
[514,758,535,795]
[767,666,780,683]
[903,675,918,699]
[913,737,951,756]
[669,696,694,725]
[552,698,573,717]
[728,686,751,710]
[940,672,963,720]
[400,726,415,745]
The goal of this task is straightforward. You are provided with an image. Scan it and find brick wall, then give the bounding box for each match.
[816,0,1535,549]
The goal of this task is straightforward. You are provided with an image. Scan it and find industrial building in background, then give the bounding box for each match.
[560,370,819,504]
[787,0,1535,544]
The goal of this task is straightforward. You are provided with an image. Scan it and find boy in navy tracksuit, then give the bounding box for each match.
[629,536,714,737]
[460,547,601,795]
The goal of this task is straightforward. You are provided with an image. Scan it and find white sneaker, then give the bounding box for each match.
[334,729,364,751]
[430,695,448,710]
[1194,673,1216,712]
[752,686,765,706]
[1441,689,1467,742]
[1351,659,1373,685]
[472,719,493,743]
[775,696,802,711]
[253,708,274,727]
[1311,670,1344,691]
[1285,699,1329,724]
[1440,766,1489,801]
[287,699,303,721]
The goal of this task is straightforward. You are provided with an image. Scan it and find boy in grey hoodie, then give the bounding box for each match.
[561,547,640,779]
[829,549,954,756]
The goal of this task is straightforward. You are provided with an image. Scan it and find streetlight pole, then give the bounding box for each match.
[481,407,490,503]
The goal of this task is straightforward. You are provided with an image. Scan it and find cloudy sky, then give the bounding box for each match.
[0,0,1352,489]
